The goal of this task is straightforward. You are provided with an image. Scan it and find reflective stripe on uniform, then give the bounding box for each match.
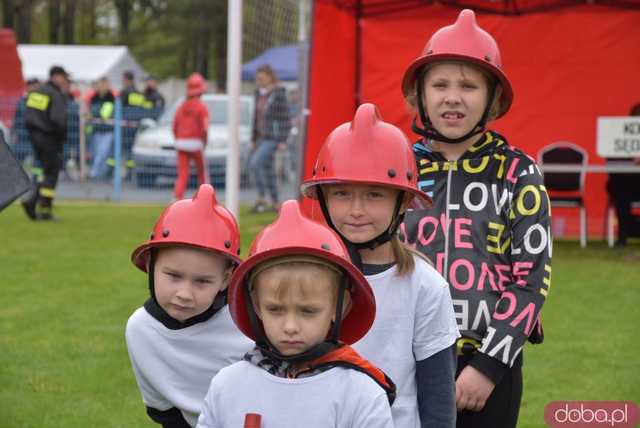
[128,93,147,107]
[126,160,136,168]
[26,92,50,111]
[39,187,56,198]
[100,102,114,118]
[106,158,116,167]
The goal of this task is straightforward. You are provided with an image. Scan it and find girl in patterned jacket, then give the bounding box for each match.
[400,9,552,428]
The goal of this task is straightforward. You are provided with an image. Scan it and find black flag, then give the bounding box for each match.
[0,131,30,212]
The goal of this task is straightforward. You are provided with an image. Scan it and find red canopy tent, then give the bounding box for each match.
[303,0,640,238]
[0,28,25,128]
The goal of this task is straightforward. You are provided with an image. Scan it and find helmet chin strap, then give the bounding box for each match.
[244,275,349,366]
[412,69,496,145]
[315,187,405,271]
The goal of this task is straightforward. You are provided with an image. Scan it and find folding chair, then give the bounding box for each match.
[538,142,588,248]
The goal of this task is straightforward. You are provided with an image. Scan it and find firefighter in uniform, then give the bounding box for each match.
[21,65,69,221]
[106,70,154,176]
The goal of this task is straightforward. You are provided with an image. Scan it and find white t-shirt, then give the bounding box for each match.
[353,255,460,428]
[125,305,253,427]
[175,138,204,152]
[196,360,394,428]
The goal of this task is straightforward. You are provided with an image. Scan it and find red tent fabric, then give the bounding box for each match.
[304,1,640,238]
[0,28,25,128]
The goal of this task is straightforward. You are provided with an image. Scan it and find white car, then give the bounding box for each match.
[132,93,254,188]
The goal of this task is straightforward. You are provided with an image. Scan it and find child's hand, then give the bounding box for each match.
[455,365,495,412]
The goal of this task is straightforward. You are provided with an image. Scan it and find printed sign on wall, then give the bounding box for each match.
[597,117,640,158]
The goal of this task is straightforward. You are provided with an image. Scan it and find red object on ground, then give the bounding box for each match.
[243,413,262,428]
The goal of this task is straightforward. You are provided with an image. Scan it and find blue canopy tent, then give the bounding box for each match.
[242,44,298,81]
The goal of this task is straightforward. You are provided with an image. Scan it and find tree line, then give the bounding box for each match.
[0,0,299,90]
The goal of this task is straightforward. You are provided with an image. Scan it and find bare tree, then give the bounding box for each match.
[62,0,75,43]
[48,0,61,43]
[2,0,16,28]
[113,0,130,43]
[14,0,34,43]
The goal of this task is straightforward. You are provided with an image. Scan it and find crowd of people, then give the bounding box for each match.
[12,67,164,221]
[10,62,305,221]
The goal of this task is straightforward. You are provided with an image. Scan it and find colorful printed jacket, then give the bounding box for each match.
[401,130,552,382]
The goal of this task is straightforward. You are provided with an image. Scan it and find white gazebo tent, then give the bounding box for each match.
[17,44,147,89]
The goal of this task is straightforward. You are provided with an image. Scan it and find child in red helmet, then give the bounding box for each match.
[173,73,209,200]
[401,9,552,428]
[302,103,460,428]
[196,200,395,428]
[126,184,252,427]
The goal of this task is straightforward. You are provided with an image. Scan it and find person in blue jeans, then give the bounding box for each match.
[249,65,290,213]
[88,77,115,179]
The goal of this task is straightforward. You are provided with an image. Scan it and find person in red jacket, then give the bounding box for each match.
[173,73,209,200]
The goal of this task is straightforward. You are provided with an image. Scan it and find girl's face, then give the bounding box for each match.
[422,62,490,141]
[154,247,231,322]
[323,184,402,244]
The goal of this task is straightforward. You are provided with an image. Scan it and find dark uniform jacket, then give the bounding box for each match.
[24,81,68,140]
[89,92,116,133]
[402,130,552,383]
[252,86,290,143]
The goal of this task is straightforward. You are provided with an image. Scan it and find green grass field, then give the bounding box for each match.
[1,202,638,427]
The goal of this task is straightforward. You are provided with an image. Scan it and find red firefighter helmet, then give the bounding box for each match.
[186,72,207,97]
[401,9,513,118]
[227,199,376,344]
[131,184,241,272]
[301,103,431,207]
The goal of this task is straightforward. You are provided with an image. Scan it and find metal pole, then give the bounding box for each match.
[296,0,311,189]
[112,97,122,201]
[225,0,243,220]
[79,101,87,181]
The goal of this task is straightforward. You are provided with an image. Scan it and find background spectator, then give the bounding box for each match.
[22,65,70,220]
[172,73,209,200]
[88,77,116,179]
[606,104,640,247]
[248,64,290,213]
[143,75,165,116]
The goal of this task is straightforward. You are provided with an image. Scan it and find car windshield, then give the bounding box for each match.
[159,97,252,126]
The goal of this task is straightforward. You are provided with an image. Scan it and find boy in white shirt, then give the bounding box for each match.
[126,184,253,427]
[197,200,396,428]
